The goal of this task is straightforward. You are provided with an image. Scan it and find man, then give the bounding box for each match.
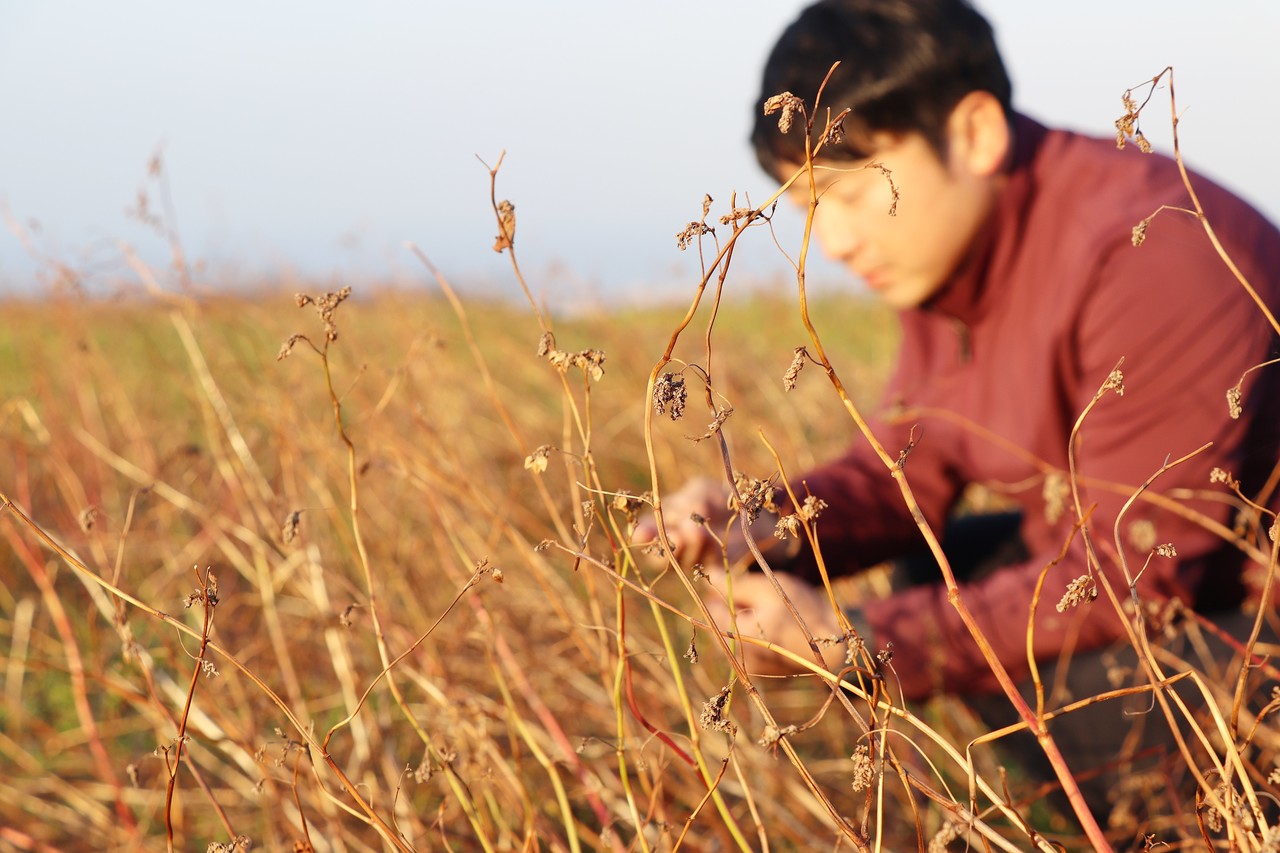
[639,0,1280,832]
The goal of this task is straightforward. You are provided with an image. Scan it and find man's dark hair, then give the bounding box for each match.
[752,0,1013,174]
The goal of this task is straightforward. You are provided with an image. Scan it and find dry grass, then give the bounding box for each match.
[2,67,1279,853]
[0,282,906,851]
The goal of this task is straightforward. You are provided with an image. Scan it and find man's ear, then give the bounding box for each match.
[945,90,1010,178]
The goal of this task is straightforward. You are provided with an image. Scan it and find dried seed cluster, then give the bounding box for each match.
[281,510,302,544]
[493,199,516,252]
[611,489,648,518]
[296,286,352,343]
[538,332,606,381]
[730,472,777,524]
[1227,383,1244,419]
[1131,215,1153,247]
[683,634,699,664]
[719,207,755,226]
[1115,90,1153,153]
[775,496,828,540]
[523,444,553,473]
[1103,367,1126,396]
[78,505,99,533]
[1056,574,1097,613]
[866,161,900,217]
[1210,467,1240,489]
[652,372,688,420]
[762,91,805,134]
[699,685,737,735]
[822,113,846,146]
[783,346,808,392]
[183,567,220,610]
[675,221,713,251]
[850,744,874,791]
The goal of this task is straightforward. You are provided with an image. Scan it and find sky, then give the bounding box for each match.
[2,1,1278,307]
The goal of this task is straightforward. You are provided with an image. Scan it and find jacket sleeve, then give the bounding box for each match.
[780,406,964,580]
[862,211,1276,701]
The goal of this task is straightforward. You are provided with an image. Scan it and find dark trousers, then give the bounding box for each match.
[896,512,1273,840]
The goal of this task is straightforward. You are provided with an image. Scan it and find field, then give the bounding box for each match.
[0,273,904,850]
[3,84,1280,851]
[0,262,1273,851]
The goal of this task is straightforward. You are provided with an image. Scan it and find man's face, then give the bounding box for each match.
[782,129,1001,309]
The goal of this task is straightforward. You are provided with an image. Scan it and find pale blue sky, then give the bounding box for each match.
[2,1,1277,306]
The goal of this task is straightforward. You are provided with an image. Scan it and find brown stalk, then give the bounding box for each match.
[164,566,218,851]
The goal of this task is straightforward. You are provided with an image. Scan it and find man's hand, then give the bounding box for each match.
[632,476,791,569]
[632,476,746,568]
[703,568,847,675]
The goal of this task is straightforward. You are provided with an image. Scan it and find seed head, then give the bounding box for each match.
[611,489,647,515]
[699,685,736,735]
[541,336,606,381]
[1103,367,1125,396]
[493,199,516,253]
[1056,574,1097,612]
[730,472,777,524]
[783,346,807,392]
[1115,91,1140,150]
[1227,384,1244,419]
[523,445,553,473]
[775,514,801,539]
[1210,467,1239,489]
[850,744,874,791]
[822,113,846,147]
[719,207,755,226]
[294,287,352,342]
[683,634,699,664]
[762,91,805,134]
[78,505,99,533]
[798,495,827,522]
[675,221,713,251]
[867,161,900,217]
[281,510,302,544]
[652,372,687,420]
[1131,216,1152,248]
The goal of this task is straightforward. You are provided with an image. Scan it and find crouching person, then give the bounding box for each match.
[638,0,1280,843]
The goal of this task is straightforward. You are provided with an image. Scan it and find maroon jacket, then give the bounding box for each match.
[790,115,1280,700]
